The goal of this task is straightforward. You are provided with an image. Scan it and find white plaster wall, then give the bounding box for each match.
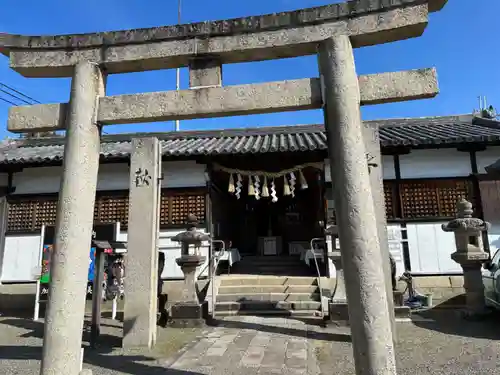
[406,222,462,275]
[97,163,130,191]
[326,224,405,278]
[387,224,405,278]
[399,149,472,179]
[476,146,500,174]
[118,229,210,280]
[0,227,211,284]
[161,161,206,188]
[13,167,61,194]
[12,161,207,195]
[324,154,395,182]
[487,224,500,254]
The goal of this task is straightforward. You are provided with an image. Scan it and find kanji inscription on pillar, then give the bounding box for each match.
[135,168,152,187]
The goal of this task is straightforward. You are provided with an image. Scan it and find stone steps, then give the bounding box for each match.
[218,285,320,294]
[215,300,322,312]
[214,309,323,317]
[214,275,322,317]
[219,276,318,286]
[216,292,320,302]
[229,255,316,277]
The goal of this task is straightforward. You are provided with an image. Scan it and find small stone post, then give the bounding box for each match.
[318,35,396,374]
[325,225,346,303]
[326,224,349,321]
[123,137,161,349]
[40,61,105,375]
[170,214,209,327]
[442,199,490,318]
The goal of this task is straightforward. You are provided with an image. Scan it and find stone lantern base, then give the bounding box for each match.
[451,252,490,319]
[169,255,207,328]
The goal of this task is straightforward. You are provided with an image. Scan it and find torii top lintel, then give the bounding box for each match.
[0,0,447,77]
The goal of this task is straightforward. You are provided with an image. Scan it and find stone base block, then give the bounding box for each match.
[393,290,404,306]
[169,303,206,328]
[327,302,411,325]
[328,302,349,321]
[394,306,411,319]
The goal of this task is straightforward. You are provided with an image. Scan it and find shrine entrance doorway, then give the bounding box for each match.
[209,164,325,260]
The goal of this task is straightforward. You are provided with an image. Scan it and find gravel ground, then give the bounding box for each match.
[315,310,500,375]
[0,310,499,375]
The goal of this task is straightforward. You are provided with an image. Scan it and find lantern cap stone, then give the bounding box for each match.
[442,199,491,233]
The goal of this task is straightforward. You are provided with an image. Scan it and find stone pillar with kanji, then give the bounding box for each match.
[442,199,490,318]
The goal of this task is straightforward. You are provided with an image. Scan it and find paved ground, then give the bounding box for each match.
[0,310,499,374]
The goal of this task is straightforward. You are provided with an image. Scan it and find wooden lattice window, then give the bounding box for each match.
[33,199,58,229]
[399,179,473,219]
[7,199,37,232]
[383,182,396,219]
[7,196,58,233]
[94,193,129,229]
[161,191,206,226]
[159,195,171,228]
[7,189,207,233]
[326,181,396,224]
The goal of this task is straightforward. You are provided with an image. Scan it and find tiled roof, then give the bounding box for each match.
[1,115,500,165]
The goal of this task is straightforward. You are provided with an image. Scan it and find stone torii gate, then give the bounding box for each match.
[1,1,447,374]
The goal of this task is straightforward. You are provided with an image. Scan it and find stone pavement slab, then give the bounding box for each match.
[167,316,321,375]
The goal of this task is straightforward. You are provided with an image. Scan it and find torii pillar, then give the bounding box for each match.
[41,61,105,375]
[318,36,397,374]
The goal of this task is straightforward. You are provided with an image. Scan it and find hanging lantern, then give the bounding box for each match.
[254,175,261,200]
[262,176,270,198]
[235,174,243,199]
[283,175,291,196]
[248,176,255,196]
[289,172,296,197]
[270,178,278,203]
[228,173,235,194]
[299,170,308,190]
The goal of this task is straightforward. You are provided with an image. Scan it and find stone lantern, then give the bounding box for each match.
[442,199,490,317]
[170,214,210,327]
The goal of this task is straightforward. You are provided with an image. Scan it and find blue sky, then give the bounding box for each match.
[0,0,498,138]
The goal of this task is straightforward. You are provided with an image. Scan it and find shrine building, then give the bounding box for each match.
[1,113,500,311]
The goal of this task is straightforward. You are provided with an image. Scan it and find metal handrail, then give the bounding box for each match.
[310,238,325,319]
[210,239,225,318]
[196,239,225,279]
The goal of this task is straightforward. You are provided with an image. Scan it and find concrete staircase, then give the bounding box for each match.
[213,275,323,317]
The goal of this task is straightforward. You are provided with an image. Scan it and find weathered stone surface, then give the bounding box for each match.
[40,61,105,375]
[189,58,222,88]
[123,137,161,349]
[328,302,411,323]
[8,68,438,132]
[363,121,397,341]
[4,4,431,77]
[1,1,444,51]
[359,68,438,105]
[318,35,396,374]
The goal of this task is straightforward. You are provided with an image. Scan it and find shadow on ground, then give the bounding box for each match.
[0,317,202,375]
[0,345,199,375]
[209,316,351,343]
[411,308,500,340]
